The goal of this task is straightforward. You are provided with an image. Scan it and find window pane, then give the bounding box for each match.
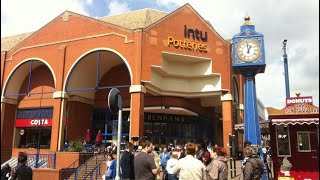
[17,128,51,149]
[276,125,291,156]
[17,108,53,119]
[297,132,311,151]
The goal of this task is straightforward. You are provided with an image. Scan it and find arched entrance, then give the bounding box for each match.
[2,59,56,153]
[64,49,132,147]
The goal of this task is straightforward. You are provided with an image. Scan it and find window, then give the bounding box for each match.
[17,128,51,149]
[276,125,291,156]
[297,132,311,152]
[17,108,53,119]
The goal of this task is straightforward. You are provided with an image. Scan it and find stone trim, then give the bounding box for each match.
[53,91,69,99]
[1,96,18,105]
[130,85,146,93]
[220,94,233,101]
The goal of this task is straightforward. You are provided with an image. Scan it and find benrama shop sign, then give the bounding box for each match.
[16,118,53,127]
[168,25,208,52]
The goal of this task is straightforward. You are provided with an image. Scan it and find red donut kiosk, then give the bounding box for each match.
[268,94,319,180]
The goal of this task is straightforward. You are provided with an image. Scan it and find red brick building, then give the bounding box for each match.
[1,4,245,163]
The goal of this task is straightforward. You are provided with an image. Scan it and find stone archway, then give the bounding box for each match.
[63,49,132,143]
[1,59,55,158]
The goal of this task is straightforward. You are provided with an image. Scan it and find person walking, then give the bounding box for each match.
[95,130,103,153]
[151,148,161,180]
[206,146,228,180]
[105,153,116,180]
[243,146,264,180]
[241,141,252,170]
[9,152,33,180]
[202,151,212,166]
[160,148,170,180]
[173,142,207,180]
[120,142,135,180]
[166,151,179,180]
[134,140,159,180]
[1,163,11,180]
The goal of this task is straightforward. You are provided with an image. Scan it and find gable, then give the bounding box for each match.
[235,29,263,38]
[6,11,132,54]
[268,104,319,117]
[145,4,228,46]
[99,9,167,30]
[141,4,232,92]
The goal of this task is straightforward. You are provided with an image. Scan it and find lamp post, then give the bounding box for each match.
[283,39,290,98]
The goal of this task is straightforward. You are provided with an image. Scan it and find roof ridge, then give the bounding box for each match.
[99,8,167,19]
[1,31,34,39]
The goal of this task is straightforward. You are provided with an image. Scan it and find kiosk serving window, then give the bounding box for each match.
[276,125,291,156]
[297,131,311,152]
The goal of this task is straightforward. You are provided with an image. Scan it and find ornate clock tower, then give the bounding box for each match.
[232,16,266,148]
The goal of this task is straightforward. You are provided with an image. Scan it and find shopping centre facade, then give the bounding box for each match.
[1,4,246,162]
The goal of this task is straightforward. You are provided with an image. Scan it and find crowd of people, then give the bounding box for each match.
[101,139,264,180]
[1,138,263,180]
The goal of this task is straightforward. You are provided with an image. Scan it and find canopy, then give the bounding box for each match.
[271,118,319,125]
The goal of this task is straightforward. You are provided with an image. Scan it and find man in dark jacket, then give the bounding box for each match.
[1,163,11,180]
[120,142,135,180]
[10,152,33,180]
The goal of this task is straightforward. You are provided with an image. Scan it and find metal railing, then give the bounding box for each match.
[61,158,81,180]
[83,161,103,180]
[26,153,56,169]
[63,153,100,180]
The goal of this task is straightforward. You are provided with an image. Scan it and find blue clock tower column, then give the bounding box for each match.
[232,16,267,179]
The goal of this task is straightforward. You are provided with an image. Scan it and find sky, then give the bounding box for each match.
[1,0,319,109]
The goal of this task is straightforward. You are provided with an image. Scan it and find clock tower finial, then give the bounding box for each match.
[242,15,254,27]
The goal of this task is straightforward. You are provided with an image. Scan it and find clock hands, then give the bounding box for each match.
[247,45,252,54]
[245,42,252,54]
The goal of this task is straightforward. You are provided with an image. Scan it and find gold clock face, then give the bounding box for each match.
[236,39,261,62]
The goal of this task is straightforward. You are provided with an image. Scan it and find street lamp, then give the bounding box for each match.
[282,39,290,98]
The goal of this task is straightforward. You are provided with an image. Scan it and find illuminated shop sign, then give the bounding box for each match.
[16,108,53,127]
[16,118,53,127]
[144,113,196,123]
[168,25,208,52]
[286,96,313,106]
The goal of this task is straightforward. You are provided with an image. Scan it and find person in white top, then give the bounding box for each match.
[173,142,207,180]
[166,151,179,180]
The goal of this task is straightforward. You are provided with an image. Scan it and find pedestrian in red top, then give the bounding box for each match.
[95,130,102,146]
[85,129,91,144]
[95,130,103,153]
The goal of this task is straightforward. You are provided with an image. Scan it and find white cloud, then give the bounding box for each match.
[107,0,130,16]
[155,0,176,8]
[1,0,89,37]
[86,0,93,5]
[162,0,319,109]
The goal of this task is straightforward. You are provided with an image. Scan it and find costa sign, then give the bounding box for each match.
[286,96,313,106]
[16,118,52,127]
